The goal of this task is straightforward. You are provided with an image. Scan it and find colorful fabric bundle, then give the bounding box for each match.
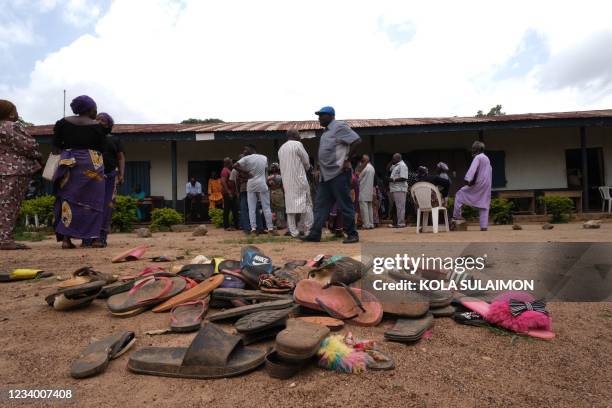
[317,335,371,374]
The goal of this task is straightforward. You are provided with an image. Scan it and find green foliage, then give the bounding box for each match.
[447,197,479,220]
[17,117,34,127]
[181,118,224,124]
[208,208,225,228]
[150,207,183,231]
[112,195,138,232]
[476,104,505,117]
[14,231,48,242]
[19,195,56,225]
[539,196,573,223]
[490,198,513,224]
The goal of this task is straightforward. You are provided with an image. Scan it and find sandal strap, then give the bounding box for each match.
[128,276,173,304]
[315,297,358,320]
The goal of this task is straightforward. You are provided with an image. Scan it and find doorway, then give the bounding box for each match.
[565,147,605,210]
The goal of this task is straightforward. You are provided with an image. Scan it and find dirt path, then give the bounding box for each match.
[1,224,611,407]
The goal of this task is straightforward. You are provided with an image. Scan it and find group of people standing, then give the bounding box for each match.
[0,98,493,251]
[0,96,124,250]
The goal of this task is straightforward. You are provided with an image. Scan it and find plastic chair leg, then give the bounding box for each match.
[416,209,421,234]
[432,208,439,233]
[442,208,449,232]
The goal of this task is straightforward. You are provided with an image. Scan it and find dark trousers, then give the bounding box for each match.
[308,171,357,240]
[185,194,202,220]
[223,194,239,229]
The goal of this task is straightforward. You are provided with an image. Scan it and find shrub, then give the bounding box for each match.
[447,197,480,220]
[150,207,183,231]
[539,196,573,223]
[490,198,514,224]
[112,195,138,232]
[208,208,233,228]
[19,195,56,226]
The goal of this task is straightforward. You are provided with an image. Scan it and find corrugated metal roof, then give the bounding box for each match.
[28,109,612,136]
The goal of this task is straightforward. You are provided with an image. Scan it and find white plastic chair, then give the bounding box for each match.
[411,182,449,234]
[599,186,612,213]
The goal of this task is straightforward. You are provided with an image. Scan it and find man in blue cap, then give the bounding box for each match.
[301,106,361,244]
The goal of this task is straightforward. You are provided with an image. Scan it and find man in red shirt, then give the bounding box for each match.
[221,157,239,230]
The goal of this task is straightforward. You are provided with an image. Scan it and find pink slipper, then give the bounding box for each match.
[112,245,148,263]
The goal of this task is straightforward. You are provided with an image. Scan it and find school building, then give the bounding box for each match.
[30,109,612,214]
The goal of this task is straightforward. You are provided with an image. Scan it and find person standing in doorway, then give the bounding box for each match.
[207,171,223,209]
[301,106,361,244]
[185,177,202,221]
[388,153,409,228]
[278,129,313,238]
[234,144,278,235]
[357,154,375,229]
[221,158,239,231]
[452,141,492,231]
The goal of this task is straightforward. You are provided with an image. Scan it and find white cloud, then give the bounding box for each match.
[6,0,612,124]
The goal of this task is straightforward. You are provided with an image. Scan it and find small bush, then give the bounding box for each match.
[19,195,56,225]
[539,196,573,223]
[447,197,480,220]
[208,207,233,228]
[150,207,183,231]
[112,195,138,232]
[490,198,514,224]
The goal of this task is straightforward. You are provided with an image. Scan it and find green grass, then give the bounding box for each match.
[14,231,49,242]
[221,234,341,245]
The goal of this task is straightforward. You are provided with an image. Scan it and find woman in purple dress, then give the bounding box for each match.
[52,95,107,248]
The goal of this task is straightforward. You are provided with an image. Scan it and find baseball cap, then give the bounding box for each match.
[315,106,335,116]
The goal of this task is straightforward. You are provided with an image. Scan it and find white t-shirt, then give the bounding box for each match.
[237,153,269,193]
[389,160,409,193]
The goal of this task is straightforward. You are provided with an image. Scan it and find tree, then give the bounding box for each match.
[17,117,34,127]
[181,118,224,124]
[476,104,505,117]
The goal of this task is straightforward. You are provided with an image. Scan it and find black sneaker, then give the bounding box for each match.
[299,235,321,242]
[342,235,359,244]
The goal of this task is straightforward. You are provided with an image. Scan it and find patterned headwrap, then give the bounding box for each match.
[97,112,114,131]
[70,95,97,115]
[437,162,449,172]
[0,99,17,120]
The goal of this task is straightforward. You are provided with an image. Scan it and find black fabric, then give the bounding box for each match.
[53,118,107,152]
[223,194,239,229]
[102,135,124,174]
[423,174,451,198]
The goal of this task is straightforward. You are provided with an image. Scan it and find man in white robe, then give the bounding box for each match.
[357,154,375,229]
[278,129,313,237]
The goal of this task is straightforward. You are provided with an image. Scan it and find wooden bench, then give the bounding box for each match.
[496,190,536,214]
[542,190,583,213]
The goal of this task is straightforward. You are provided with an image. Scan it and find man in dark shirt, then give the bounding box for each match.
[221,157,239,230]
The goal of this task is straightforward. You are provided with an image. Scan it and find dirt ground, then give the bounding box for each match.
[1,223,611,408]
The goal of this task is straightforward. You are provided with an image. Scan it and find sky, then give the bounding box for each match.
[1,0,612,125]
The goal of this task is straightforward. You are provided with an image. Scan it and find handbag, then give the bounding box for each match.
[42,153,60,181]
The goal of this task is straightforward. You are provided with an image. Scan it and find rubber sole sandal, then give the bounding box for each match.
[265,350,303,379]
[107,277,186,314]
[345,287,383,327]
[293,280,361,320]
[240,326,284,345]
[452,310,489,327]
[234,308,293,334]
[212,288,292,303]
[111,245,148,263]
[208,299,295,322]
[127,322,266,379]
[366,350,395,371]
[295,316,344,330]
[308,256,366,286]
[152,274,224,313]
[431,305,456,317]
[384,313,434,343]
[58,266,117,289]
[110,307,147,318]
[0,269,48,282]
[170,299,209,333]
[177,264,215,282]
[276,318,330,362]
[71,331,136,378]
[45,281,106,311]
[387,271,453,308]
[97,281,135,299]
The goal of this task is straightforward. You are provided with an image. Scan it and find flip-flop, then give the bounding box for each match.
[0,269,50,282]
[384,313,434,343]
[71,331,136,378]
[308,256,366,286]
[152,275,224,313]
[177,264,215,282]
[240,246,273,287]
[345,287,383,327]
[111,245,148,263]
[58,266,117,289]
[208,299,295,322]
[366,349,395,371]
[127,323,266,379]
[275,318,330,362]
[120,266,169,281]
[293,280,361,320]
[431,305,456,317]
[295,316,344,330]
[240,326,285,345]
[212,288,292,303]
[459,296,555,340]
[107,277,186,315]
[45,281,106,311]
[265,350,303,379]
[97,281,135,299]
[219,275,246,289]
[234,308,294,334]
[170,299,209,333]
[388,270,453,308]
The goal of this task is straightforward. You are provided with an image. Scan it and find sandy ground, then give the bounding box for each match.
[1,223,611,408]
